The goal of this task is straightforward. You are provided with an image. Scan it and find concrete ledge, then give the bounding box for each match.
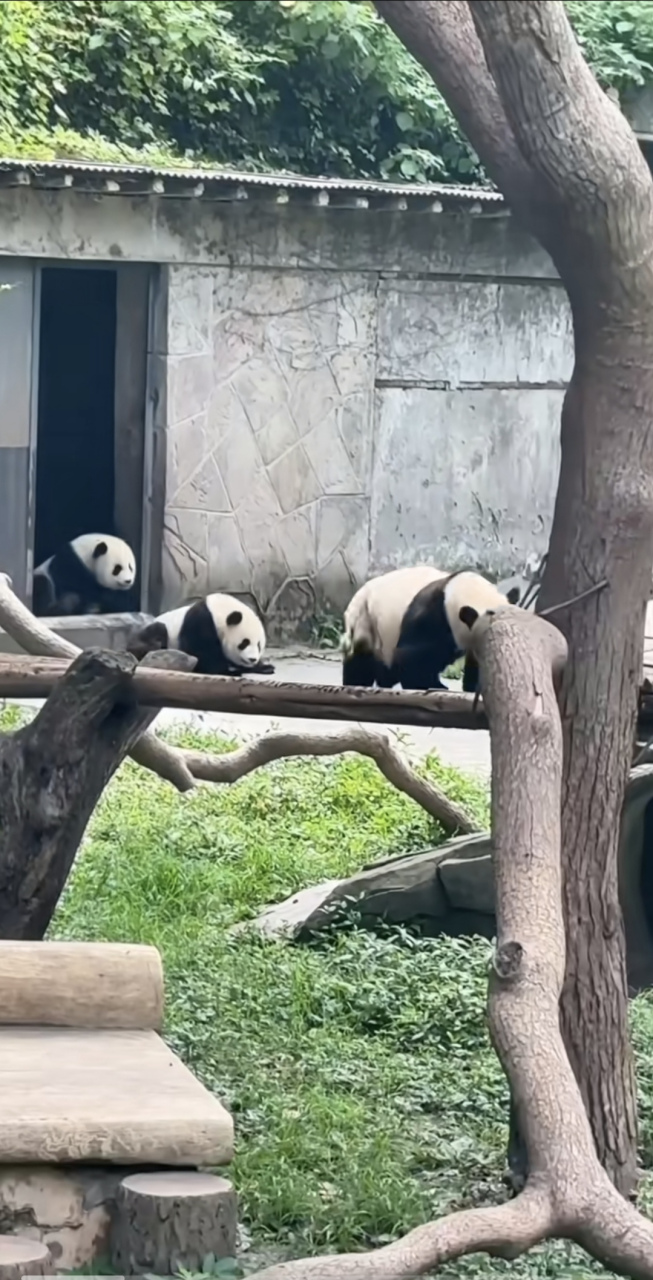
[0,612,151,656]
[0,1027,234,1167]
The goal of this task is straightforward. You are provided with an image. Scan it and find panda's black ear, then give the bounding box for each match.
[93,541,108,559]
[226,610,243,627]
[459,605,479,630]
[506,586,521,604]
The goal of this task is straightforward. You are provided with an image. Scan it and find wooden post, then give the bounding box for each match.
[111,1171,238,1275]
[0,1236,54,1280]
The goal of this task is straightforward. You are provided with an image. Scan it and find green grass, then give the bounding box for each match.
[3,706,652,1277]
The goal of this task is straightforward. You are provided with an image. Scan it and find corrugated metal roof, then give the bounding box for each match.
[0,156,503,206]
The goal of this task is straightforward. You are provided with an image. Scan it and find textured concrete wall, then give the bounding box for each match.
[161,266,376,617]
[162,225,572,624]
[0,186,573,626]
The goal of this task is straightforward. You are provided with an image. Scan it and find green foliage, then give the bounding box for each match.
[5,705,640,1275]
[308,610,343,649]
[0,0,481,181]
[566,2,653,90]
[2,1,653,183]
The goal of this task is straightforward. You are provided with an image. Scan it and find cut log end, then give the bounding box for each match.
[110,1170,238,1276]
[0,1235,54,1280]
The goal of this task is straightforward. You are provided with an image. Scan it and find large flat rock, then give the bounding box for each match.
[0,1028,233,1166]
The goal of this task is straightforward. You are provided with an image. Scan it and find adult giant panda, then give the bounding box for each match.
[393,569,521,694]
[33,533,137,616]
[127,592,276,677]
[341,565,449,689]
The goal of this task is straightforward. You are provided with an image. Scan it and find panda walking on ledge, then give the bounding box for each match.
[127,593,276,678]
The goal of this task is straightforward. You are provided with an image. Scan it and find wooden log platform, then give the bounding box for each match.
[0,941,234,1272]
[0,940,163,1029]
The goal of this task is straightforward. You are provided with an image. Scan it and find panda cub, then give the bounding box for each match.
[33,533,137,617]
[393,569,521,694]
[342,564,448,689]
[127,592,275,678]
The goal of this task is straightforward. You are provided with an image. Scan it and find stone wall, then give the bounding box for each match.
[159,210,573,629]
[0,182,573,629]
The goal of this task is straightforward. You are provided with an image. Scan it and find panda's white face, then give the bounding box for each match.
[222,612,264,667]
[206,594,266,668]
[73,534,136,592]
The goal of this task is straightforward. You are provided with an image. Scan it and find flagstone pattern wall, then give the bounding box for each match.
[159,214,573,635]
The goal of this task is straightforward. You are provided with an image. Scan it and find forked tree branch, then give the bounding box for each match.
[373,1,537,212]
[470,1,653,286]
[0,575,475,836]
[253,610,653,1279]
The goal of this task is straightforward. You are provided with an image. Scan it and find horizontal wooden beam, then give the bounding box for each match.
[2,654,653,734]
[0,655,487,728]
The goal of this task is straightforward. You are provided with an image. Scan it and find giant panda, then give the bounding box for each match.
[126,592,276,678]
[33,533,137,617]
[341,565,449,689]
[393,569,521,694]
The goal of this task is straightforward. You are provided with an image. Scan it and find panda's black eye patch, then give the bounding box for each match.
[93,541,108,559]
[238,638,250,651]
[226,610,243,627]
[112,564,123,576]
[459,605,479,630]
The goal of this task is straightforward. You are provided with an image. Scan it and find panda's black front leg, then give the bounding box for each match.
[393,643,448,691]
[462,651,480,694]
[249,659,276,675]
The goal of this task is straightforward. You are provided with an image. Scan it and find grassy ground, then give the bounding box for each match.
[5,704,652,1278]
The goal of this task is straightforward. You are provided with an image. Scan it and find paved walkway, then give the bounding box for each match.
[155,647,492,781]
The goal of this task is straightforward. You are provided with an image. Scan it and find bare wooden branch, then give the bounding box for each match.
[0,574,196,793]
[253,1193,553,1280]
[539,578,609,619]
[0,653,487,728]
[0,578,477,835]
[370,0,653,1198]
[253,609,653,1279]
[182,729,478,834]
[4,654,653,735]
[0,656,477,836]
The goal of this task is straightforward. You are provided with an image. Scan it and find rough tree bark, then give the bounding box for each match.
[0,646,194,939]
[374,0,653,1198]
[254,611,653,1278]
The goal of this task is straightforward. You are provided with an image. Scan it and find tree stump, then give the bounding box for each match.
[0,1235,54,1280]
[0,646,195,940]
[110,1171,238,1275]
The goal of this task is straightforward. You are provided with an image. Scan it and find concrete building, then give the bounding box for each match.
[0,158,573,641]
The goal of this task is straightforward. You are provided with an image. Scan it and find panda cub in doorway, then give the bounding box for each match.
[127,593,276,678]
[33,533,137,616]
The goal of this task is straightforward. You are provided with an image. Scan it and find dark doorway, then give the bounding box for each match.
[34,266,117,566]
[32,263,151,615]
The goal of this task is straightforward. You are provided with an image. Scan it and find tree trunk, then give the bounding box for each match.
[534,339,653,1193]
[0,646,194,940]
[373,0,653,1199]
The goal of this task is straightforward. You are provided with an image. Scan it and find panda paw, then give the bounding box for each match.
[255,660,276,675]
